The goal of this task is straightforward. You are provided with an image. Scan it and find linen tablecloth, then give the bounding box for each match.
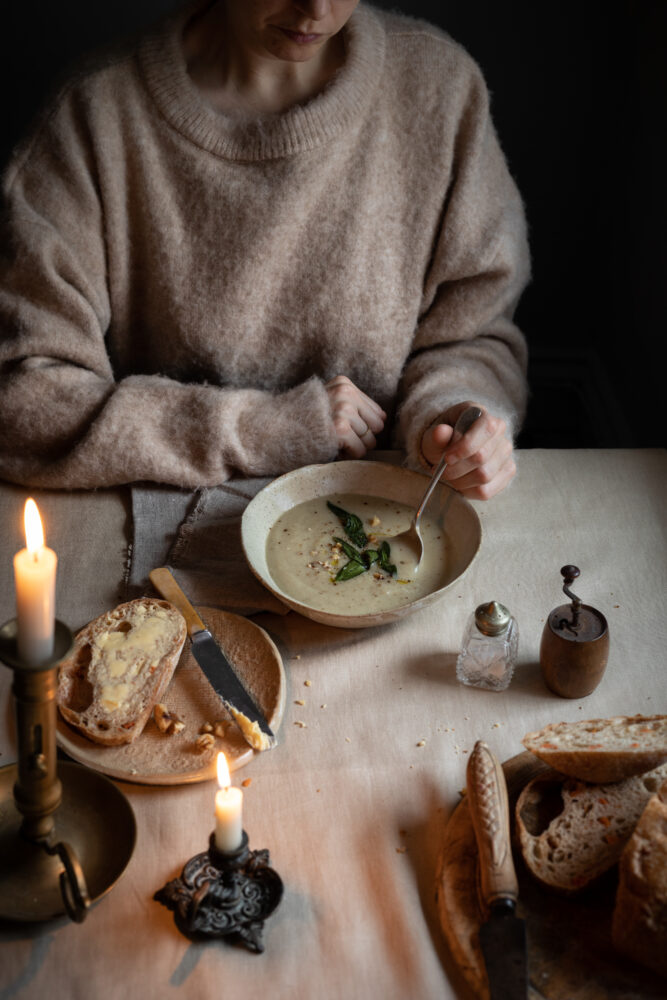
[0,449,665,1000]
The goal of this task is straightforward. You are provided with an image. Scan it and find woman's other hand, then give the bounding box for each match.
[325,375,386,458]
[420,401,516,499]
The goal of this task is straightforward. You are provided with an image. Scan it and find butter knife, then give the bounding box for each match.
[149,567,276,751]
[466,740,528,1000]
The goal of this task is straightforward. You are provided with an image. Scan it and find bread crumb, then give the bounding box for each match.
[294,699,305,706]
[396,846,407,854]
[416,740,426,747]
[320,704,327,709]
[242,778,252,787]
[200,723,214,734]
[294,655,301,660]
[492,722,501,728]
[345,736,351,743]
[294,720,307,728]
[304,679,312,686]
[213,721,227,738]
[369,516,381,526]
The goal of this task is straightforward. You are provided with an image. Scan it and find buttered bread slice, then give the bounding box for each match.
[57,598,187,746]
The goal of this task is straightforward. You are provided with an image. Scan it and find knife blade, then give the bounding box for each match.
[466,740,528,1000]
[149,567,276,751]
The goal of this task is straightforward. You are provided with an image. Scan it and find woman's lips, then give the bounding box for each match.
[278,27,322,44]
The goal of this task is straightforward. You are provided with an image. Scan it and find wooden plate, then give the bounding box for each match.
[56,608,286,785]
[436,751,667,1000]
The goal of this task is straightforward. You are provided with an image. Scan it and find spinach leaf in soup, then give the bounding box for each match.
[327,501,368,549]
[328,502,396,582]
[335,559,369,582]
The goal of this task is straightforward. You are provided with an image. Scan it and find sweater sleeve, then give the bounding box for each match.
[394,62,530,467]
[0,100,338,490]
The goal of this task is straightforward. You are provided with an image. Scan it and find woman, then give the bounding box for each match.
[0,0,529,498]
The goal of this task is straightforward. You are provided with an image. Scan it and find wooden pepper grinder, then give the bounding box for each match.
[539,565,609,698]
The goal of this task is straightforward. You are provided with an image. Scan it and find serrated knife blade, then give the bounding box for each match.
[149,567,276,751]
[466,740,527,1000]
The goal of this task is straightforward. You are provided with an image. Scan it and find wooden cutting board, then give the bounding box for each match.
[436,751,666,1000]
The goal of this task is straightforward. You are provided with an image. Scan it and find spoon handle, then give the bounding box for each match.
[414,405,483,523]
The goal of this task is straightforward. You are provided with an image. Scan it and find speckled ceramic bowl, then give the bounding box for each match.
[241,461,482,629]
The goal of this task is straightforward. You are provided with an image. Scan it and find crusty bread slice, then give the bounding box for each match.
[612,778,667,978]
[522,715,667,783]
[515,763,667,893]
[57,598,187,746]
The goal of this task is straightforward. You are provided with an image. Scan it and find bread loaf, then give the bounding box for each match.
[57,598,187,746]
[522,715,667,783]
[612,778,667,978]
[515,763,667,893]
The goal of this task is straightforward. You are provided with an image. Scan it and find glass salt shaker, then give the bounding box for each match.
[455,601,519,691]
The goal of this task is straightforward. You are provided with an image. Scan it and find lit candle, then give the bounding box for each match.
[214,752,243,852]
[13,498,58,665]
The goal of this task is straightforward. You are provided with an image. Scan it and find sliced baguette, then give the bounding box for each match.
[515,763,667,893]
[57,598,187,746]
[522,715,667,783]
[611,778,667,978]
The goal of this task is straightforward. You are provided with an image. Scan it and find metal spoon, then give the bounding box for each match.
[391,405,483,577]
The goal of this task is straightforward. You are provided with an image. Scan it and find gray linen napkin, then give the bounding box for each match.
[127,480,288,616]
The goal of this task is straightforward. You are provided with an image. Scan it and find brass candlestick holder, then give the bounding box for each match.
[0,618,136,923]
[155,830,283,953]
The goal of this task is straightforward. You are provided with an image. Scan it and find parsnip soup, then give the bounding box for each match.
[265,493,449,615]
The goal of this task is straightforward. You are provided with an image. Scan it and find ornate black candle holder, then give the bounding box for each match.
[154,830,283,952]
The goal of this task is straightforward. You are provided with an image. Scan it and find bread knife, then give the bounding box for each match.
[466,740,528,1000]
[149,567,276,751]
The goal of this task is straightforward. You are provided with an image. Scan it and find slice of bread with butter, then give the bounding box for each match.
[57,598,187,746]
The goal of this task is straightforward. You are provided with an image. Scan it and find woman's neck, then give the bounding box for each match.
[183,3,346,116]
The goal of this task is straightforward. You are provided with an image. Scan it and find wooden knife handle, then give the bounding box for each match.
[466,740,518,908]
[149,567,206,636]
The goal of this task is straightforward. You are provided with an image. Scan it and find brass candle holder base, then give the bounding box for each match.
[0,760,136,922]
[155,831,283,952]
[0,618,136,923]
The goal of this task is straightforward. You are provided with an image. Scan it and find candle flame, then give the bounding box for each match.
[24,498,45,554]
[216,752,231,789]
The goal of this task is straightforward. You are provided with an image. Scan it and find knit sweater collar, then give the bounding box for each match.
[139,2,385,161]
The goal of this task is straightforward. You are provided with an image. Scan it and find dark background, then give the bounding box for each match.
[3,1,666,448]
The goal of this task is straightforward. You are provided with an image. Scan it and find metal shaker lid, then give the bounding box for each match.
[474,601,511,636]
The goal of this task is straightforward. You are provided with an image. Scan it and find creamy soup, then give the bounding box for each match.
[265,493,449,615]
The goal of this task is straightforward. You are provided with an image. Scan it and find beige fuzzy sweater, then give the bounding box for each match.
[0,2,529,489]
